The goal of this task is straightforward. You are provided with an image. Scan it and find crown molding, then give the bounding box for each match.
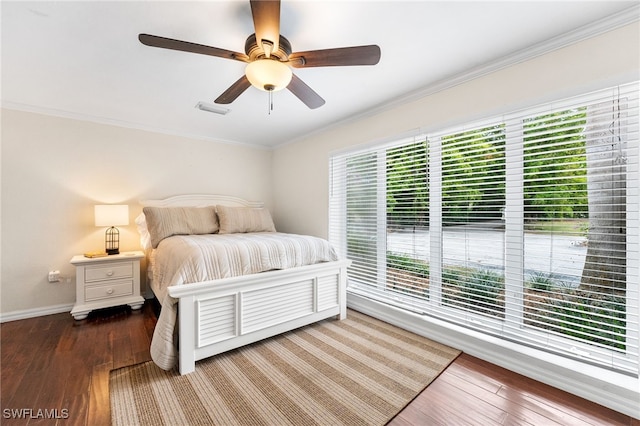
[394,3,640,106]
[0,101,273,151]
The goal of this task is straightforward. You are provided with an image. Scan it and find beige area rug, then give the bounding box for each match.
[110,310,460,426]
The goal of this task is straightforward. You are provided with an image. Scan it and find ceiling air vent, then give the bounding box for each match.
[195,102,230,115]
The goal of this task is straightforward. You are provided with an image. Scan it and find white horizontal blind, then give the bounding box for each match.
[329,82,639,373]
[330,137,430,312]
[386,142,430,300]
[517,87,639,371]
[438,124,506,331]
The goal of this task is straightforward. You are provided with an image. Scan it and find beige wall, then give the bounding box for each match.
[271,22,640,239]
[1,110,272,315]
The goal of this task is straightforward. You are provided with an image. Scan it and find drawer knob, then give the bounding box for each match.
[107,288,114,295]
[106,270,114,277]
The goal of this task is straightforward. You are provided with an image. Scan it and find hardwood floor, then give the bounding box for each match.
[1,303,637,426]
[388,354,638,426]
[1,304,156,426]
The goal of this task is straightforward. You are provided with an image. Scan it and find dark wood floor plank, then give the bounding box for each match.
[387,411,416,426]
[416,378,510,425]
[454,354,630,426]
[496,385,630,426]
[88,363,112,426]
[1,302,637,426]
[502,413,538,426]
[440,371,575,425]
[126,310,153,366]
[28,358,67,424]
[437,372,555,426]
[455,353,633,425]
[3,359,48,414]
[0,353,31,406]
[111,335,134,370]
[59,356,92,404]
[421,388,506,425]
[390,399,478,426]
[440,357,505,395]
[62,392,89,426]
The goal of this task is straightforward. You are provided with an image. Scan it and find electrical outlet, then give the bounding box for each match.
[48,270,60,283]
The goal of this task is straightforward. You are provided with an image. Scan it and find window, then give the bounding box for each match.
[440,124,506,320]
[329,82,639,374]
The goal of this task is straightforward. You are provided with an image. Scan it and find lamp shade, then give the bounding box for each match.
[245,59,292,92]
[95,205,129,227]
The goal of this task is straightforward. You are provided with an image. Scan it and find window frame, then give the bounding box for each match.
[329,82,639,374]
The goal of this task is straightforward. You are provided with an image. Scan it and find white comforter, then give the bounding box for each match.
[150,232,339,369]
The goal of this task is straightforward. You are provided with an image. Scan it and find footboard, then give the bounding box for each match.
[168,259,351,374]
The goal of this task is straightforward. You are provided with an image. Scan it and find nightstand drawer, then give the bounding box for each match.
[85,262,133,282]
[85,280,133,301]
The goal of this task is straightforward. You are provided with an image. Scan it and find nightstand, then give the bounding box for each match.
[70,251,145,320]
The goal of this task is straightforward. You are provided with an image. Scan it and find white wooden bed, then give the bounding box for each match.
[139,194,350,374]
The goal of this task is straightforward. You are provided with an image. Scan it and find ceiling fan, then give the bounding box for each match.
[138,0,381,109]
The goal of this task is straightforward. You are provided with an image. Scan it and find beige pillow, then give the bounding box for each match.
[217,205,276,234]
[143,206,219,248]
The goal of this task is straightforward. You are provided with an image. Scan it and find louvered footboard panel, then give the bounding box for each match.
[242,279,315,334]
[196,294,237,348]
[317,274,339,311]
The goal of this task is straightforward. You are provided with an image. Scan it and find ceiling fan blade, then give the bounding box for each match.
[215,75,252,104]
[139,34,250,63]
[250,0,280,55]
[287,74,325,109]
[289,45,381,68]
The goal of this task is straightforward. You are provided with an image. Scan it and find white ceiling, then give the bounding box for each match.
[2,1,638,148]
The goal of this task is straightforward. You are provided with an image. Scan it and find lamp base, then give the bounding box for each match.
[105,226,120,255]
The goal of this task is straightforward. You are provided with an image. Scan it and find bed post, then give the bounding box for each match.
[178,296,196,374]
[338,264,348,320]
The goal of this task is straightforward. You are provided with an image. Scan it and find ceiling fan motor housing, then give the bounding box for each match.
[245,33,292,61]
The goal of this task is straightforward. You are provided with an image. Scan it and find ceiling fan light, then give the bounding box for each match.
[245,59,292,92]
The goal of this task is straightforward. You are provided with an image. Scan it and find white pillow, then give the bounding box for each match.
[135,212,152,251]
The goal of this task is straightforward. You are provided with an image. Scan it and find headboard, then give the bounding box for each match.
[140,194,264,209]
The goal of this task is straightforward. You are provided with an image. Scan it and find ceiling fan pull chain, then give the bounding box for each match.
[269,90,274,114]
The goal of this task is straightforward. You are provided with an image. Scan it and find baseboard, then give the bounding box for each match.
[0,303,74,323]
[348,292,640,420]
